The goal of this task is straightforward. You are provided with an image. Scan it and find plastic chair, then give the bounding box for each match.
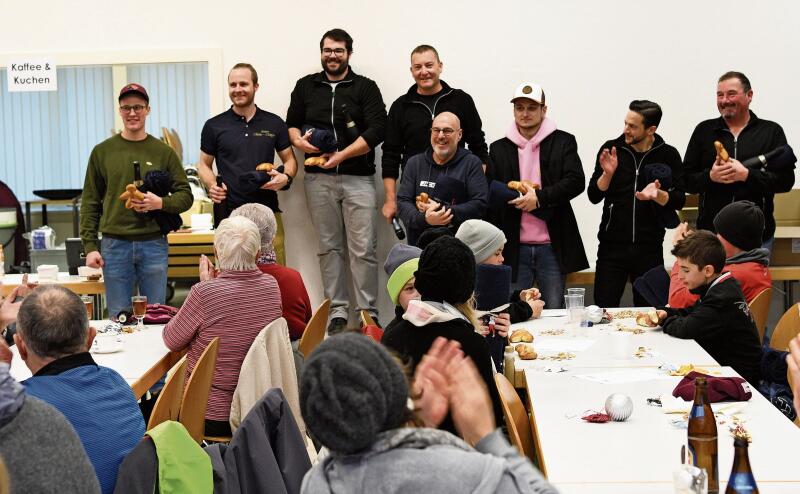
[748,287,772,344]
[146,358,188,430]
[298,299,330,358]
[178,337,220,443]
[494,373,546,476]
[769,303,800,351]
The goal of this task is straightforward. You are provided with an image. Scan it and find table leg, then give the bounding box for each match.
[71,199,79,237]
[25,202,32,232]
[41,205,48,226]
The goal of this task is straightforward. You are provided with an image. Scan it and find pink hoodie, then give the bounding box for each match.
[505,117,557,243]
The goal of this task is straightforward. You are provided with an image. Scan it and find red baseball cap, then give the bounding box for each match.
[118,83,149,103]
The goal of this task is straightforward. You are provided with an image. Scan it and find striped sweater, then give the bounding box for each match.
[163,269,282,421]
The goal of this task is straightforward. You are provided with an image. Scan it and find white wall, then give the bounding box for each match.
[2,0,799,320]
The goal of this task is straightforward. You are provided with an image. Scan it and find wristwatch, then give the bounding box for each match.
[282,174,294,191]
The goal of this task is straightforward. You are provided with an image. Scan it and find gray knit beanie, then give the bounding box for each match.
[300,333,408,454]
[455,219,507,264]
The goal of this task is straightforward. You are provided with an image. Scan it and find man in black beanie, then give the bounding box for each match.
[668,200,772,308]
[382,236,502,435]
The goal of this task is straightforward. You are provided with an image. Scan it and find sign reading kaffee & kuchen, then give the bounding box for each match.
[6,59,57,92]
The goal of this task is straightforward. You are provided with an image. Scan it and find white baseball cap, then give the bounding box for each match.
[511,82,544,104]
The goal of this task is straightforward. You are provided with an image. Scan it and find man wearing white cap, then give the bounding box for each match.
[486,82,588,309]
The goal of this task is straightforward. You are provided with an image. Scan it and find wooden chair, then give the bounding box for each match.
[170,128,184,162]
[178,337,220,443]
[146,358,188,430]
[131,349,187,399]
[787,364,800,427]
[769,303,800,351]
[495,373,546,476]
[748,287,773,344]
[360,309,376,328]
[298,299,330,358]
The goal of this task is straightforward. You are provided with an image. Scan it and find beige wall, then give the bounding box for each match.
[3,0,799,319]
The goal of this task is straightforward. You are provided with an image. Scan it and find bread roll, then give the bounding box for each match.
[714,141,730,162]
[304,156,326,167]
[256,163,274,171]
[416,192,429,204]
[515,344,538,360]
[509,329,534,343]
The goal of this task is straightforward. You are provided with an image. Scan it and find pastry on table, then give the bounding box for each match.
[509,329,534,343]
[515,344,538,360]
[635,310,660,328]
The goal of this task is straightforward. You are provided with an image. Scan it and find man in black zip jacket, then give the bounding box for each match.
[683,71,795,249]
[286,28,387,334]
[381,45,489,223]
[587,100,685,308]
[486,82,588,309]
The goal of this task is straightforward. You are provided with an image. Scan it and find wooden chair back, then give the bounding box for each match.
[748,287,772,344]
[770,303,800,351]
[298,298,330,358]
[787,364,800,427]
[495,374,539,467]
[178,337,220,443]
[132,349,186,399]
[169,128,184,162]
[146,358,188,430]
[360,309,376,328]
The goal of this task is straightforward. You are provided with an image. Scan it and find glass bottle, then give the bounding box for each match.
[688,377,719,493]
[725,437,758,494]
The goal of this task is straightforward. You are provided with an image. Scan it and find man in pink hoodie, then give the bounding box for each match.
[486,82,588,309]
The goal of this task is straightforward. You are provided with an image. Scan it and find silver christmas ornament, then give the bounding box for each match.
[604,393,633,421]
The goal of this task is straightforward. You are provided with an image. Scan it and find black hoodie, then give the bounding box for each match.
[397,147,488,246]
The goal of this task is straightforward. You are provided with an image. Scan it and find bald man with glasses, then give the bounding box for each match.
[396,111,488,246]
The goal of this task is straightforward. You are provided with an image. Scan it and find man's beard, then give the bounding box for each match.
[321,59,348,77]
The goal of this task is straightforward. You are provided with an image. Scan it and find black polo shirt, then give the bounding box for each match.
[201,106,291,212]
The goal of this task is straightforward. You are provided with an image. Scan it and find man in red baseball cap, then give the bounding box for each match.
[80,83,192,317]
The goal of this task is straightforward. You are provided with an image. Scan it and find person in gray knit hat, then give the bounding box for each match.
[300,334,557,493]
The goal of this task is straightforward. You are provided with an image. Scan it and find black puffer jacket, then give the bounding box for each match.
[286,68,387,176]
[587,134,684,245]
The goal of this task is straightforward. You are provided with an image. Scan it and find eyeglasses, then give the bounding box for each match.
[322,48,347,56]
[431,127,456,136]
[120,105,148,114]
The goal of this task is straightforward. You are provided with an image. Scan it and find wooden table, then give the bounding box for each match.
[1,272,104,296]
[9,322,177,399]
[525,367,800,493]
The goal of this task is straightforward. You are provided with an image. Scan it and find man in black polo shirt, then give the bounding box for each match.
[198,63,297,265]
[381,44,489,223]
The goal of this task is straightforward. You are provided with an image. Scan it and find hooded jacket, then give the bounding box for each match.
[382,81,490,179]
[397,147,488,246]
[381,300,501,435]
[668,248,772,308]
[660,273,762,385]
[683,111,794,242]
[587,133,685,245]
[301,427,557,494]
[487,127,588,279]
[286,68,387,176]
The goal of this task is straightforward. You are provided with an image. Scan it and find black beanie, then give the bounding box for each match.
[414,236,476,304]
[713,200,765,251]
[299,333,408,454]
[415,226,454,249]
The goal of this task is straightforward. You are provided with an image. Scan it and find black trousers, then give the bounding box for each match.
[594,242,664,308]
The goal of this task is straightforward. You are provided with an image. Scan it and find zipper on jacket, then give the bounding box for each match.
[605,203,614,232]
[621,142,663,243]
[329,85,339,173]
[412,89,453,120]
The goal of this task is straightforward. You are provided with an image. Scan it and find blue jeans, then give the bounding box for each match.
[101,236,168,317]
[513,243,565,309]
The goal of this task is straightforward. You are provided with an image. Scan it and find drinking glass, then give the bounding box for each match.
[131,295,147,330]
[80,295,94,320]
[564,293,584,336]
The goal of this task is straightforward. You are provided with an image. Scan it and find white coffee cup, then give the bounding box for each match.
[610,331,633,360]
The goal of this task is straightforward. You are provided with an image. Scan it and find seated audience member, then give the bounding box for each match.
[787,335,800,413]
[396,112,488,245]
[381,236,501,435]
[8,285,144,493]
[383,243,422,334]
[163,216,282,437]
[0,362,101,494]
[230,203,312,340]
[668,200,772,308]
[656,231,762,384]
[300,333,556,493]
[456,219,545,323]
[415,226,453,249]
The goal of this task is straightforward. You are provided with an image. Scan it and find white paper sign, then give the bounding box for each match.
[6,59,57,92]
